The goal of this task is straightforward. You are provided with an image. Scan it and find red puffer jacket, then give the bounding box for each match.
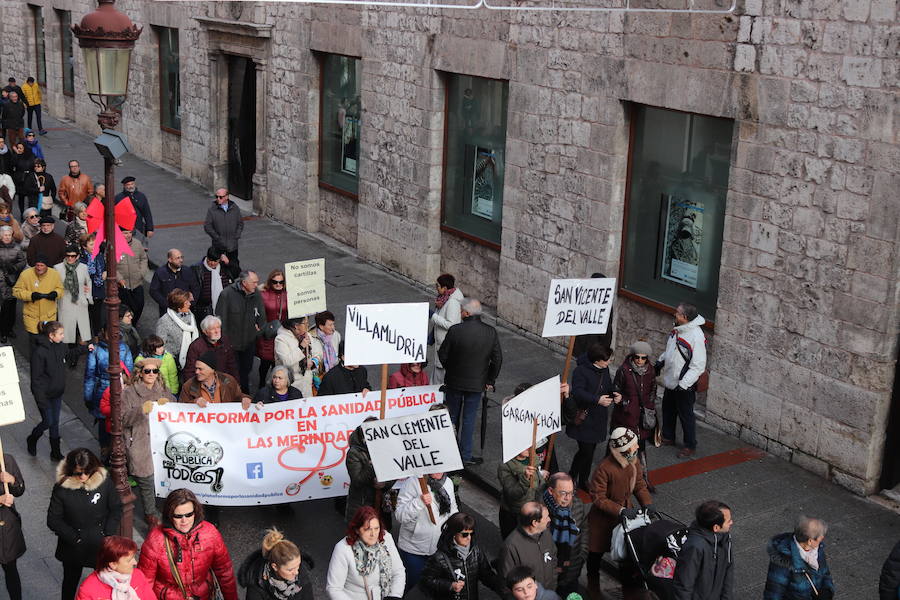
[138,521,238,600]
[255,288,287,362]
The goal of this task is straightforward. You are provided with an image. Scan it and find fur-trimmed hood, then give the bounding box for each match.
[56,460,108,491]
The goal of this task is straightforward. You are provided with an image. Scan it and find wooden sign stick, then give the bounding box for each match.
[418,476,437,524]
[0,436,9,496]
[379,364,388,419]
[543,335,576,471]
[528,418,538,487]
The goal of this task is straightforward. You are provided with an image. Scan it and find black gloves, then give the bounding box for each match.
[46,291,57,300]
[620,507,640,520]
[31,291,57,301]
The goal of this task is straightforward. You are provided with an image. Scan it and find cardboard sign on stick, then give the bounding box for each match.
[285,259,327,318]
[362,409,463,481]
[0,347,18,387]
[541,278,616,337]
[501,375,562,463]
[344,303,429,366]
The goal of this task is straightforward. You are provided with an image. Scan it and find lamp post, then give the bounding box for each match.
[73,0,142,539]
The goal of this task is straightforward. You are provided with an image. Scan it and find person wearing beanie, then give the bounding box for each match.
[26,214,65,266]
[12,252,62,340]
[612,340,658,491]
[586,427,653,594]
[179,349,246,407]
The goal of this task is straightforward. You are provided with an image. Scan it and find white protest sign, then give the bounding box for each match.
[361,409,463,481]
[344,303,429,366]
[501,375,562,462]
[0,348,24,427]
[541,278,616,337]
[286,259,327,318]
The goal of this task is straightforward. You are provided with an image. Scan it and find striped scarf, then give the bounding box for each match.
[543,488,579,547]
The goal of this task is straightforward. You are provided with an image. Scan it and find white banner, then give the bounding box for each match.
[541,278,616,337]
[344,303,429,366]
[149,385,442,506]
[285,259,327,319]
[361,409,463,481]
[0,347,24,427]
[501,376,562,462]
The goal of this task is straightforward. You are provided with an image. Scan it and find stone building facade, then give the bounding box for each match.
[2,0,898,495]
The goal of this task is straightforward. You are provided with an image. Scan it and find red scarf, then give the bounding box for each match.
[435,287,456,309]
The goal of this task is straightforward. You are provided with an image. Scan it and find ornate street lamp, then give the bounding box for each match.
[73,0,142,539]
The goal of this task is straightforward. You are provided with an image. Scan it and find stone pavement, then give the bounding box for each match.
[18,113,900,599]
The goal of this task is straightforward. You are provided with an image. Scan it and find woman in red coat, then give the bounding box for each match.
[387,362,429,389]
[76,535,156,600]
[138,488,238,600]
[256,269,287,386]
[611,340,657,490]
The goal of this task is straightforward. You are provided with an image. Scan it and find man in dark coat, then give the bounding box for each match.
[2,92,26,146]
[437,297,502,466]
[190,246,232,322]
[26,215,65,266]
[318,341,371,397]
[182,315,239,383]
[114,176,154,241]
[544,473,589,597]
[499,502,558,593]
[204,188,243,279]
[880,539,900,600]
[149,248,199,316]
[672,500,734,600]
[214,271,265,392]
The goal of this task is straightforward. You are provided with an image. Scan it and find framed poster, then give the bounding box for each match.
[660,194,704,289]
[341,115,360,175]
[470,147,497,220]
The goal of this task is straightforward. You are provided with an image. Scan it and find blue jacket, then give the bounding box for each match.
[763,533,834,600]
[83,340,134,417]
[24,137,43,160]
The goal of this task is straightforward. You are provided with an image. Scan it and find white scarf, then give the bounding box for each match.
[97,569,140,600]
[794,537,819,570]
[166,308,199,367]
[204,259,224,308]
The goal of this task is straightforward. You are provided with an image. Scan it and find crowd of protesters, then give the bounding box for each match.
[0,75,897,600]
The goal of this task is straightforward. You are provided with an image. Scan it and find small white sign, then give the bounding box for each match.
[361,409,463,481]
[541,278,616,337]
[344,303,429,366]
[0,347,18,387]
[501,376,562,463]
[0,385,24,427]
[285,259,327,319]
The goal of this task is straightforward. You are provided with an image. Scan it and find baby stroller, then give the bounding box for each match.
[615,509,689,600]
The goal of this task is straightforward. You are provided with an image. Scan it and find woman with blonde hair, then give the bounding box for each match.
[239,528,315,600]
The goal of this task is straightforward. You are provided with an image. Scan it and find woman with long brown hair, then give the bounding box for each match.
[256,269,288,385]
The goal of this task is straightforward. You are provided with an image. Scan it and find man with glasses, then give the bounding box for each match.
[203,188,243,280]
[543,473,589,597]
[57,160,92,221]
[148,248,199,317]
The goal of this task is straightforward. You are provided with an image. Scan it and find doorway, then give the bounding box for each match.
[880,338,900,496]
[227,55,256,200]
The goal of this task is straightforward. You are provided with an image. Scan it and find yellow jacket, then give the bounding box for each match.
[12,267,63,333]
[21,82,41,106]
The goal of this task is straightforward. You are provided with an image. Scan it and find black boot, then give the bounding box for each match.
[49,437,63,461]
[26,431,39,456]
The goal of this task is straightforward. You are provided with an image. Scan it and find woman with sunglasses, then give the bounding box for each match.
[420,512,503,600]
[611,341,657,491]
[120,357,175,528]
[47,447,122,600]
[256,269,288,386]
[53,245,92,349]
[138,488,238,600]
[19,208,39,247]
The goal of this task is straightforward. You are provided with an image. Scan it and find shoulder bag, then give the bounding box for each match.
[675,340,710,393]
[164,537,191,600]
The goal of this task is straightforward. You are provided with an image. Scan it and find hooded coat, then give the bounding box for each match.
[0,454,25,565]
[47,463,122,567]
[672,524,734,600]
[659,315,707,391]
[387,363,430,389]
[83,339,134,417]
[238,548,316,600]
[121,379,176,477]
[566,354,615,444]
[612,357,657,440]
[0,239,25,301]
[420,526,503,600]
[763,533,834,600]
[588,452,652,554]
[30,333,67,409]
[138,520,239,600]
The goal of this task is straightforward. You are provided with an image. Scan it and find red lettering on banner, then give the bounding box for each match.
[296,420,318,432]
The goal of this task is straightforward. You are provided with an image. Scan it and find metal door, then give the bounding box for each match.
[227,56,256,200]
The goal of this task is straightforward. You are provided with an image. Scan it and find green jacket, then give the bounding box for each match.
[498,457,546,514]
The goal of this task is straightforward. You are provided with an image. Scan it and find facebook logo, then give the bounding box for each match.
[246,463,263,479]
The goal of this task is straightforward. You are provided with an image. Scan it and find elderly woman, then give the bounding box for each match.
[0,224,25,342]
[254,365,303,404]
[121,357,176,528]
[275,316,314,398]
[256,269,288,385]
[54,245,92,346]
[64,202,87,248]
[0,203,23,242]
[238,528,314,600]
[326,505,405,600]
[764,516,834,600]
[155,288,199,369]
[20,208,39,247]
[75,536,155,600]
[138,488,238,600]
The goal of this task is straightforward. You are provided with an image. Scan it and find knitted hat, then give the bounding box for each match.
[33,253,49,266]
[609,427,638,454]
[197,350,218,370]
[629,341,652,357]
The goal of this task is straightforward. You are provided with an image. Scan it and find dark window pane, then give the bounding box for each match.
[157,27,181,131]
[58,10,74,95]
[320,54,361,195]
[621,106,734,319]
[442,74,508,245]
[31,5,46,85]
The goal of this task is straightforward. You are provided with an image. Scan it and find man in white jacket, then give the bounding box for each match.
[394,472,458,592]
[658,302,707,459]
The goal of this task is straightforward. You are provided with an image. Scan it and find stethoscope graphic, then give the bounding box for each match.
[277,423,351,496]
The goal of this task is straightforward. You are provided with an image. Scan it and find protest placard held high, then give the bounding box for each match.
[541,277,616,337]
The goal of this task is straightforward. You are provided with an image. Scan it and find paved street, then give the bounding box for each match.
[5,114,898,599]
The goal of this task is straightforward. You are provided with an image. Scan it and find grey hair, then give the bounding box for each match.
[0,226,12,235]
[461,298,482,316]
[22,207,38,218]
[199,315,222,332]
[73,202,87,213]
[677,302,699,321]
[238,270,257,282]
[270,365,292,384]
[794,515,828,542]
[548,472,573,489]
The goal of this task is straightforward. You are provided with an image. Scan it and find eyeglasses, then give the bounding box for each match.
[634,355,649,361]
[171,511,195,520]
[457,531,473,538]
[215,194,228,199]
[555,490,574,497]
[142,368,160,374]
[73,470,92,477]
[65,254,79,258]
[27,215,39,219]
[271,280,285,285]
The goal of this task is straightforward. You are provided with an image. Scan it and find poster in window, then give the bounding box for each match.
[471,147,496,220]
[660,194,704,289]
[341,115,360,176]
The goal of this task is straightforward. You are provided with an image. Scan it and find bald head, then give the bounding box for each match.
[461,298,482,317]
[215,188,229,205]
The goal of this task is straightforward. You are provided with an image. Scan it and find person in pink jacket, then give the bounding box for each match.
[76,535,156,600]
[387,362,430,389]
